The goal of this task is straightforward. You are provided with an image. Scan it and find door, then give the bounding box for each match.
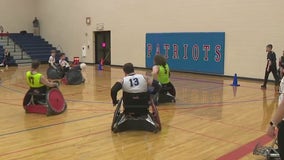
[94,31,111,65]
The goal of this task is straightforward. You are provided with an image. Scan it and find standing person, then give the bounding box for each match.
[33,17,40,36]
[267,77,284,159]
[279,51,284,79]
[152,55,176,97]
[261,44,279,89]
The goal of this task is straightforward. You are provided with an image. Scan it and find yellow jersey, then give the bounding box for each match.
[26,71,45,88]
[158,64,170,84]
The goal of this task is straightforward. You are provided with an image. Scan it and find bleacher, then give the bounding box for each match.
[9,33,57,62]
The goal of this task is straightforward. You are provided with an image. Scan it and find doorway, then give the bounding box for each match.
[94,31,111,65]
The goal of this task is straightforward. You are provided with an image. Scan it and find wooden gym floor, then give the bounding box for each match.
[0,65,278,160]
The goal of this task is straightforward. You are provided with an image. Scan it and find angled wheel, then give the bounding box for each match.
[47,67,64,79]
[151,100,161,131]
[23,91,32,108]
[46,88,67,115]
[111,99,122,132]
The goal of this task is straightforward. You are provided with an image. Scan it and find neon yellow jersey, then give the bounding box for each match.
[26,71,44,88]
[158,64,170,84]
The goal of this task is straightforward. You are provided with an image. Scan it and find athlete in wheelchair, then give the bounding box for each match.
[111,63,161,133]
[23,60,67,116]
[46,50,64,79]
[59,53,86,85]
[152,55,176,104]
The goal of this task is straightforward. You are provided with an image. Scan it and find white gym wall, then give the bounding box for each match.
[0,0,36,33]
[3,0,284,79]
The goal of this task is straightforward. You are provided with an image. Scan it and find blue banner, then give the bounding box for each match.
[145,32,225,74]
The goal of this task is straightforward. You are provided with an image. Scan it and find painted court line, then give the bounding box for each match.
[0,129,109,158]
[216,134,272,160]
[0,113,111,138]
[169,125,273,160]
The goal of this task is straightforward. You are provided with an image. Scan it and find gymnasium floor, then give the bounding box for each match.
[0,65,278,160]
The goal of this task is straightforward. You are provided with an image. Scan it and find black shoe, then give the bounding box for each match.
[261,85,267,89]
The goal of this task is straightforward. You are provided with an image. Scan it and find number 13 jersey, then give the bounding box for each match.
[122,74,148,93]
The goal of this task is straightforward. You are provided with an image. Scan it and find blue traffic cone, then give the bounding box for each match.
[98,63,103,70]
[231,73,240,86]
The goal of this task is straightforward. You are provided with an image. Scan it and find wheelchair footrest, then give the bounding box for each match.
[113,114,160,133]
[253,144,280,159]
[24,105,48,114]
[158,94,176,103]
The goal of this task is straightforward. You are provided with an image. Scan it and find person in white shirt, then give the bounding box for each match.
[48,50,57,69]
[111,63,160,106]
[59,53,71,72]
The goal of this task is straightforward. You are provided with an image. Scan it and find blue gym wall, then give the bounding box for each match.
[145,32,225,75]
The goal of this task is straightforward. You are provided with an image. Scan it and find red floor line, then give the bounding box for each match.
[0,129,109,158]
[216,134,272,160]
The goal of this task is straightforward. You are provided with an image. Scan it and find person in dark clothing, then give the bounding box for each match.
[279,51,284,79]
[0,49,10,68]
[261,44,279,89]
[33,17,40,36]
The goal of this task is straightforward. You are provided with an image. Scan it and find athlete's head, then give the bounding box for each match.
[266,44,273,52]
[123,63,134,74]
[51,50,56,57]
[60,53,66,59]
[154,55,167,66]
[31,59,40,70]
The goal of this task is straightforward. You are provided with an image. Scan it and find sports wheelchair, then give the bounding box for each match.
[253,139,280,160]
[23,84,67,116]
[46,65,64,79]
[154,82,176,105]
[111,92,161,133]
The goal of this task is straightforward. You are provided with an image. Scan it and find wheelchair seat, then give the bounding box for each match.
[23,87,67,116]
[111,92,161,133]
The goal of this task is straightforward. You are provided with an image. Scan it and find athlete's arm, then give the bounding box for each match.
[40,75,57,87]
[145,76,161,94]
[151,65,159,80]
[267,59,271,71]
[111,80,122,106]
[267,97,284,138]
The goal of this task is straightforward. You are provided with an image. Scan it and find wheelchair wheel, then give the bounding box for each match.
[47,67,64,79]
[151,100,161,131]
[23,91,32,107]
[47,88,67,114]
[111,99,122,132]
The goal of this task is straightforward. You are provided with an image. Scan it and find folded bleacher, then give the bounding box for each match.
[0,46,3,62]
[9,33,57,62]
